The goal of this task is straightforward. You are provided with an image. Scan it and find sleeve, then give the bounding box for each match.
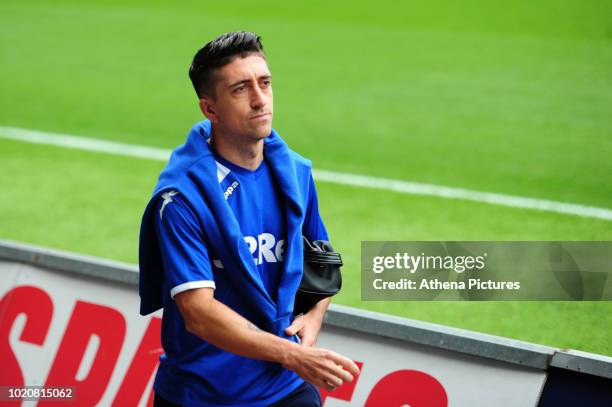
[154,191,216,300]
[302,173,330,242]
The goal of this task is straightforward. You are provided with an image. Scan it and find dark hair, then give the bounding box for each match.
[189,31,266,99]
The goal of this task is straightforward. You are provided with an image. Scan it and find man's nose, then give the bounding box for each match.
[250,86,266,110]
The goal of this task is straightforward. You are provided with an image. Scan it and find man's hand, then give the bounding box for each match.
[282,345,360,392]
[285,297,331,346]
[284,311,324,347]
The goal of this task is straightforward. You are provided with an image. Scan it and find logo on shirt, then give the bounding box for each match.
[223,181,239,200]
[244,232,285,265]
[159,190,178,220]
[212,232,285,268]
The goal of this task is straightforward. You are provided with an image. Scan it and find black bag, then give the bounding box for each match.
[294,236,343,315]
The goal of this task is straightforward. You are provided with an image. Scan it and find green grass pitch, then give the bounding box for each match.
[1,0,611,355]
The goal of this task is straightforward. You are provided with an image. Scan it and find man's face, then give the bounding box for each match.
[202,54,273,141]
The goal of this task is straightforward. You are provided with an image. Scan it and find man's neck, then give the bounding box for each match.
[209,125,264,171]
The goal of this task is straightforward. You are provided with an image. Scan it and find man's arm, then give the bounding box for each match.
[175,288,359,391]
[287,172,335,346]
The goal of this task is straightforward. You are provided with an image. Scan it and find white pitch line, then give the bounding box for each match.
[312,170,612,221]
[2,126,611,221]
[0,126,171,161]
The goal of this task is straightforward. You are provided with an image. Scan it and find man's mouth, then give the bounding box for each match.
[249,112,271,120]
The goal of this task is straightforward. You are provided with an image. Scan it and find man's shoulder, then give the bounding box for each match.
[155,190,197,223]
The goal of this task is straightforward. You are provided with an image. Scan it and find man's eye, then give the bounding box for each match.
[262,80,271,87]
[234,86,246,93]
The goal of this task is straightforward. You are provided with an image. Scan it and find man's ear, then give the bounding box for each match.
[199,97,218,123]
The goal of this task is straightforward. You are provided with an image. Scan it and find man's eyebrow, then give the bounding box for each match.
[228,75,272,89]
[228,79,250,89]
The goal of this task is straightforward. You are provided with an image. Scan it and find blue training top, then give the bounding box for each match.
[138,120,329,406]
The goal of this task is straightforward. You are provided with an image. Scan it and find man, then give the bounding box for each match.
[138,31,359,406]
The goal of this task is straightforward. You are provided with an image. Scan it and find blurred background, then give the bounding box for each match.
[1,0,611,354]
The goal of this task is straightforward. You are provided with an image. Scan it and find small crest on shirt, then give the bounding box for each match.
[159,190,179,220]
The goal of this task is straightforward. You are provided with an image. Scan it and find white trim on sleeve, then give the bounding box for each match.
[170,280,216,299]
